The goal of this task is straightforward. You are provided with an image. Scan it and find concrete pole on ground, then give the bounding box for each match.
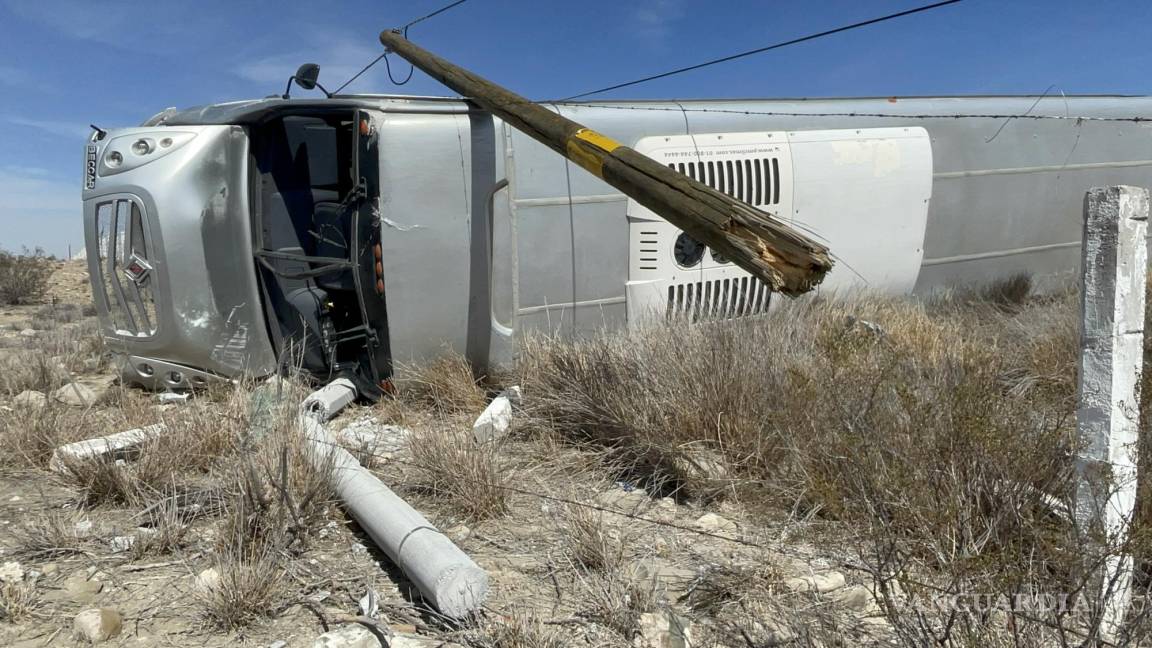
[298,384,489,617]
[1074,185,1149,639]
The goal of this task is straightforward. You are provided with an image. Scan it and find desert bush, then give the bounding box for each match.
[0,247,53,305]
[196,535,288,631]
[465,613,569,648]
[407,425,510,520]
[400,353,487,413]
[518,289,1133,642]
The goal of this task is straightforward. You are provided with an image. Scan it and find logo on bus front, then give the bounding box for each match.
[84,145,97,190]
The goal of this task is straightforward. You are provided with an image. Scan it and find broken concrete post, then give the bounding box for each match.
[472,386,521,444]
[49,424,167,474]
[300,384,489,617]
[301,378,357,422]
[1074,185,1149,638]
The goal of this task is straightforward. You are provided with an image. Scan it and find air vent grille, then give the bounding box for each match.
[637,230,660,271]
[666,276,771,321]
[670,158,781,206]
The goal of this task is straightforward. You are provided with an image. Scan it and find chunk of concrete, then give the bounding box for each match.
[784,570,846,594]
[12,390,47,409]
[472,394,513,444]
[311,624,383,648]
[636,610,694,648]
[49,423,167,473]
[0,561,23,584]
[52,377,115,407]
[73,607,122,643]
[694,512,737,535]
[302,378,357,422]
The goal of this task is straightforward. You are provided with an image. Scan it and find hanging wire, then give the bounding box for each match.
[333,0,474,94]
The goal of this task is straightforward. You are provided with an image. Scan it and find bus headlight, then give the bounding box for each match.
[98,131,197,177]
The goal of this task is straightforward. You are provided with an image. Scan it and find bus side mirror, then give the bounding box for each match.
[294,63,321,90]
[283,63,331,99]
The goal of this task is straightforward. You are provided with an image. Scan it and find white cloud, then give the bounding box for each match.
[2,115,91,140]
[633,0,686,49]
[0,168,82,257]
[234,36,392,94]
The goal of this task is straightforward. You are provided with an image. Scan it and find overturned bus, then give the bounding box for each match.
[82,90,1152,396]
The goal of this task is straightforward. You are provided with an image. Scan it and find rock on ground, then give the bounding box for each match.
[472,394,514,444]
[636,610,694,648]
[784,570,846,594]
[52,378,114,407]
[0,561,23,584]
[12,390,47,409]
[73,607,122,643]
[193,567,221,595]
[694,512,737,535]
[312,625,383,648]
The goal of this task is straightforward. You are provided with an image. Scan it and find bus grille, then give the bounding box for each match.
[94,197,158,337]
[666,276,771,321]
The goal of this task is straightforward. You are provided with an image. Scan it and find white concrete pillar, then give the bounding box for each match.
[298,382,488,618]
[1075,185,1149,637]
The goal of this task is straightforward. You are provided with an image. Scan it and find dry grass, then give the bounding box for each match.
[578,569,658,641]
[0,581,38,624]
[562,505,622,572]
[9,510,98,561]
[517,280,1145,642]
[0,318,108,397]
[467,613,569,648]
[407,425,510,521]
[400,353,487,414]
[196,533,288,631]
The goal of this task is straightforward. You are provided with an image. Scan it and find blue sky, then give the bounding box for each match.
[3,0,1152,257]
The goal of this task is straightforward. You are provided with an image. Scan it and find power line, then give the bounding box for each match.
[332,0,475,94]
[403,0,472,30]
[547,101,1152,123]
[559,0,968,101]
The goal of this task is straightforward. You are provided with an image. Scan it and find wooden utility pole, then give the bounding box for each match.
[378,30,832,296]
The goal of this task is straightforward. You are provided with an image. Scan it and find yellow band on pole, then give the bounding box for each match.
[565,129,622,178]
[573,128,622,153]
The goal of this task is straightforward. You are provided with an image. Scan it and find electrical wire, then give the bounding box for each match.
[332,0,474,94]
[545,101,1152,123]
[559,0,968,101]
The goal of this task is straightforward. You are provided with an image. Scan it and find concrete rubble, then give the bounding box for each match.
[302,378,357,422]
[784,570,846,594]
[636,610,695,648]
[49,423,167,473]
[73,607,122,643]
[472,385,521,444]
[52,376,115,407]
[12,390,47,409]
[693,512,738,535]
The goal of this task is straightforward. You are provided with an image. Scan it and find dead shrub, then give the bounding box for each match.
[562,505,622,572]
[578,568,658,641]
[9,510,97,561]
[0,581,38,624]
[196,536,287,631]
[0,248,53,306]
[127,497,190,558]
[401,352,486,413]
[407,425,509,520]
[216,416,334,556]
[518,288,1108,641]
[468,613,569,648]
